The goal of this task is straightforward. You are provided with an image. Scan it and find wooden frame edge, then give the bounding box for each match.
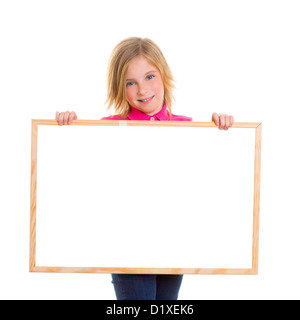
[252,123,262,274]
[30,266,257,275]
[31,119,261,128]
[30,120,38,272]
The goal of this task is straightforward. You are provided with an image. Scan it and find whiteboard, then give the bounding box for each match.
[30,120,261,274]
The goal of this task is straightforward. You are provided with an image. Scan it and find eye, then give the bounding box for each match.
[146,75,154,80]
[126,82,135,87]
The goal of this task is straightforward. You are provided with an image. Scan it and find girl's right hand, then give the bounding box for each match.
[55,111,78,125]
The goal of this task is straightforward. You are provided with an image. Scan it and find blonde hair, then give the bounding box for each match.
[105,37,175,120]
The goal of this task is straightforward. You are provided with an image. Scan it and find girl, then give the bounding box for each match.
[55,37,234,300]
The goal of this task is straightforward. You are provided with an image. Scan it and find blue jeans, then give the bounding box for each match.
[111,274,183,300]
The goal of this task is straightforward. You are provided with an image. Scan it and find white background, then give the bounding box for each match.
[35,125,255,269]
[0,0,299,299]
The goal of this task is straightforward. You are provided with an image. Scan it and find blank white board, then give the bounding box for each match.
[30,120,261,274]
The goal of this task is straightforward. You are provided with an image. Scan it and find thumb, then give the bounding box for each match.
[212,112,219,126]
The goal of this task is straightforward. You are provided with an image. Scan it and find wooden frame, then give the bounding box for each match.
[30,120,262,275]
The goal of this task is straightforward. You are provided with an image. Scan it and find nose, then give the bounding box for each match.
[137,84,148,96]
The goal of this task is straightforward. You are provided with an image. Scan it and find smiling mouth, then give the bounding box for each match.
[138,95,154,103]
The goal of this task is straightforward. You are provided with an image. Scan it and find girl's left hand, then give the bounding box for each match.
[211,112,234,130]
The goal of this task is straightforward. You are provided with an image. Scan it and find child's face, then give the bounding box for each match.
[125,55,165,116]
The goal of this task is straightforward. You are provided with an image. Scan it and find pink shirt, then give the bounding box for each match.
[101,102,193,121]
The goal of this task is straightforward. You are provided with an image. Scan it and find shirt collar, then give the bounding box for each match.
[127,101,169,121]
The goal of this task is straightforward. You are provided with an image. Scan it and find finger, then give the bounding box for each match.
[228,115,232,128]
[227,115,234,129]
[68,111,77,124]
[224,115,230,130]
[55,111,59,120]
[219,114,225,129]
[212,112,219,126]
[58,112,65,126]
[63,111,70,125]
